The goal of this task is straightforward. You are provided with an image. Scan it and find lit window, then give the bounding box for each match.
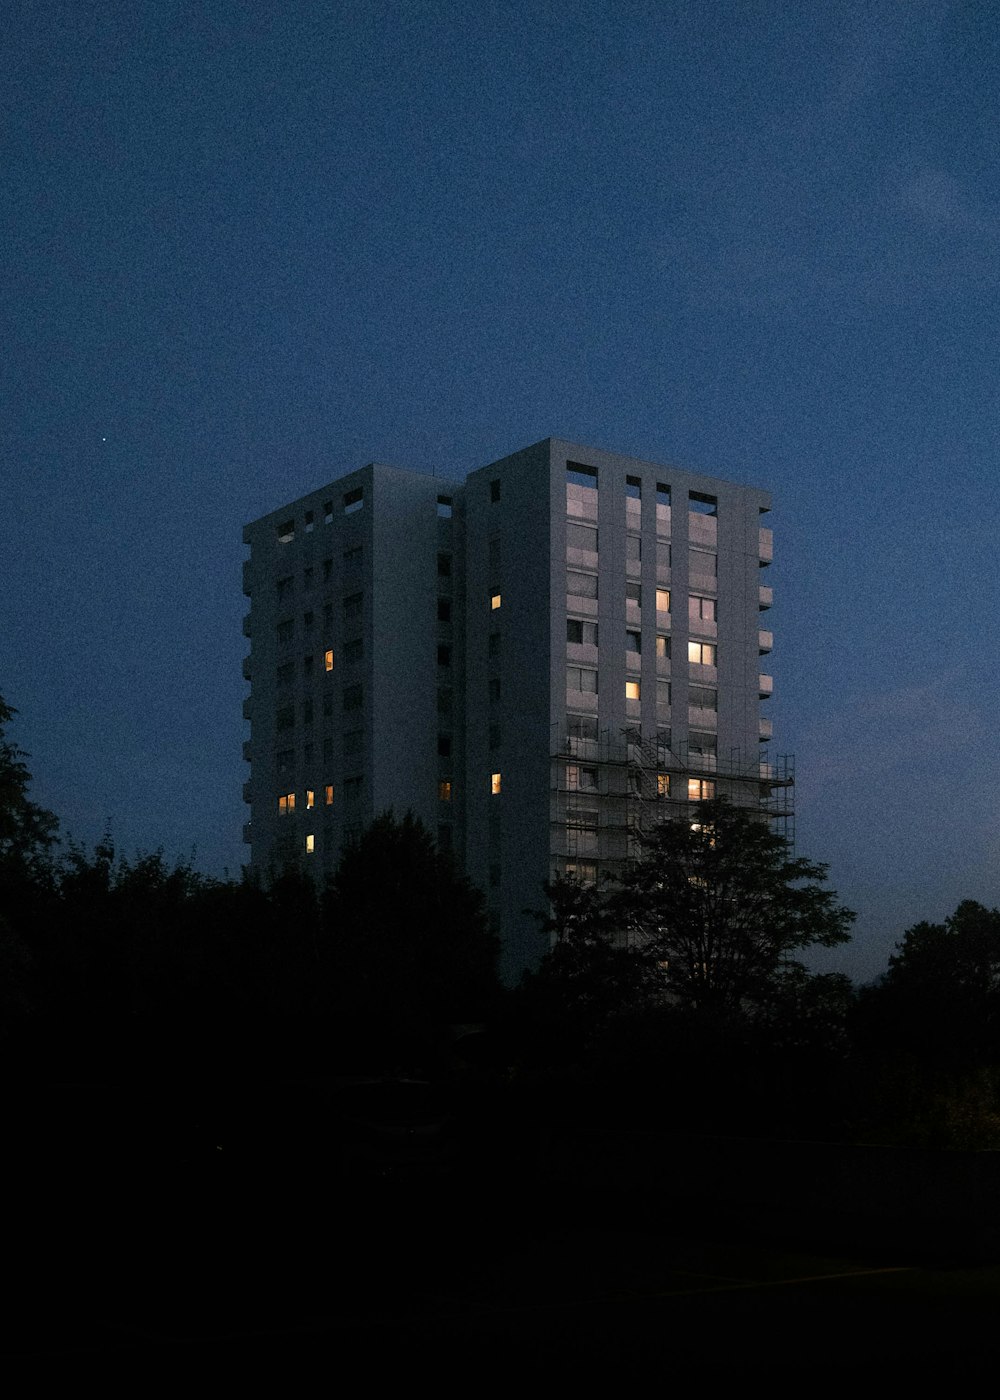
[688,779,715,801]
[491,591,501,610]
[626,680,641,701]
[491,772,502,795]
[657,773,670,798]
[305,833,315,854]
[278,792,295,815]
[439,780,452,802]
[306,789,315,810]
[437,495,453,518]
[343,486,363,515]
[325,784,334,806]
[656,636,670,659]
[688,641,717,666]
[325,649,334,672]
[656,589,670,613]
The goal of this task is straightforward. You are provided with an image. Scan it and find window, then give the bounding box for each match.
[344,545,362,567]
[306,789,315,810]
[657,542,671,570]
[303,568,313,593]
[325,784,334,806]
[277,661,294,685]
[566,462,598,488]
[322,738,333,761]
[344,593,362,621]
[656,635,671,659]
[489,863,501,888]
[566,523,598,552]
[489,723,501,750]
[567,618,598,646]
[656,588,670,613]
[323,501,333,525]
[437,598,452,623]
[343,684,362,712]
[277,619,294,645]
[439,780,452,802]
[566,764,598,791]
[302,699,313,725]
[625,680,640,701]
[324,648,334,672]
[323,602,333,630]
[657,679,672,707]
[657,773,670,798]
[276,575,293,602]
[565,861,598,885]
[625,535,641,564]
[690,550,717,579]
[489,678,501,702]
[626,630,641,653]
[689,641,716,666]
[567,571,598,599]
[344,729,363,754]
[277,520,294,544]
[438,687,453,716]
[490,479,501,503]
[491,772,502,795]
[304,742,314,766]
[322,558,332,582]
[567,714,598,743]
[437,552,452,578]
[626,583,642,609]
[276,749,294,774]
[689,685,717,711]
[656,483,671,507]
[625,475,642,500]
[438,734,452,757]
[437,643,451,667]
[488,633,500,658]
[688,778,716,801]
[490,591,501,610]
[323,694,333,718]
[437,495,453,518]
[304,510,314,533]
[343,486,363,515]
[689,731,718,760]
[305,833,315,854]
[567,667,598,693]
[278,792,295,815]
[344,776,362,804]
[303,655,314,678]
[689,491,717,516]
[276,705,295,731]
[302,610,314,631]
[690,595,717,622]
[344,638,363,664]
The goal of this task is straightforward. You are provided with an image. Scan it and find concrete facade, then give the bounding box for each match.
[242,438,779,982]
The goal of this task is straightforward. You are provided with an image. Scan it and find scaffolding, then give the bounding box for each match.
[550,721,794,883]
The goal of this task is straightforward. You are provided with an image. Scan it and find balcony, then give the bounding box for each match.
[242,740,252,763]
[242,696,253,720]
[242,560,253,597]
[242,780,252,804]
[758,629,773,655]
[759,674,773,699]
[759,716,773,741]
[758,528,773,566]
[242,654,252,681]
[758,585,773,610]
[242,613,252,638]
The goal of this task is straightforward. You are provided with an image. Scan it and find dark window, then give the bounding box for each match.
[276,749,294,774]
[626,630,641,653]
[344,545,362,567]
[304,510,314,533]
[566,462,598,488]
[625,475,642,500]
[302,699,313,725]
[344,729,363,754]
[343,486,363,515]
[567,571,598,599]
[322,558,332,582]
[437,734,452,757]
[567,523,598,552]
[438,823,453,852]
[490,479,501,503]
[343,684,362,712]
[303,655,314,678]
[276,662,294,685]
[689,686,717,710]
[437,495,453,518]
[489,678,501,702]
[277,520,294,544]
[323,695,333,718]
[276,706,295,732]
[488,633,500,658]
[344,638,363,664]
[276,575,293,601]
[689,491,718,516]
[323,500,333,524]
[302,610,314,630]
[567,618,598,646]
[277,619,294,645]
[438,687,452,715]
[437,644,451,667]
[626,583,642,607]
[489,724,501,750]
[437,552,452,578]
[344,593,362,621]
[567,713,598,742]
[437,598,452,623]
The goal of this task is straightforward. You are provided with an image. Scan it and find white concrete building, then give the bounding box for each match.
[242,438,786,982]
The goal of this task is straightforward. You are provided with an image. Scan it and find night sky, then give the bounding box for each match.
[4,1,999,982]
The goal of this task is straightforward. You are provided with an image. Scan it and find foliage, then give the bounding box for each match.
[0,694,58,881]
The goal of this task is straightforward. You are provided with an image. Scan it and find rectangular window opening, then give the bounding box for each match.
[343,486,364,515]
[625,475,642,500]
[567,461,598,489]
[689,491,717,516]
[437,495,453,518]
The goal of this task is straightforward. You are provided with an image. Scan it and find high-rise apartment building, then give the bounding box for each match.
[242,439,788,982]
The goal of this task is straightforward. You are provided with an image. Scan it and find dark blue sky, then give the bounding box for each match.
[4,1,998,980]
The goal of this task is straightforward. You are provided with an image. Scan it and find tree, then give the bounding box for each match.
[0,694,58,882]
[556,798,854,1020]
